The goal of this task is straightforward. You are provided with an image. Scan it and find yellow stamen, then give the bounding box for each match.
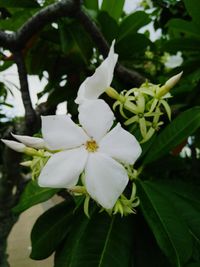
[85,140,99,152]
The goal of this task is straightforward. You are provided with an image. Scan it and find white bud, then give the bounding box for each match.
[11,133,45,149]
[164,71,183,90]
[157,71,183,97]
[1,139,26,152]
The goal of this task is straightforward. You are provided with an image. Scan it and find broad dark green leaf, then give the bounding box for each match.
[168,19,200,39]
[58,20,93,64]
[84,0,98,11]
[186,263,200,267]
[13,180,59,213]
[0,10,36,31]
[163,38,200,52]
[101,0,125,21]
[184,0,200,26]
[118,11,150,42]
[0,0,40,8]
[0,0,39,8]
[55,211,133,267]
[98,12,119,44]
[144,107,200,164]
[137,180,193,266]
[116,33,152,59]
[132,213,170,267]
[153,181,200,244]
[30,200,74,260]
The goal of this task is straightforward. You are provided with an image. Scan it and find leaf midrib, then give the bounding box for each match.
[98,216,115,267]
[140,182,181,267]
[146,108,200,162]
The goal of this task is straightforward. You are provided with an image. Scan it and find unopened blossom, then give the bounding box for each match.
[75,40,118,105]
[38,100,141,209]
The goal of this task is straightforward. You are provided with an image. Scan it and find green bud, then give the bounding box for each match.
[105,87,123,101]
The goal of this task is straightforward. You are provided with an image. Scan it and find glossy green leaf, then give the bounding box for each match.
[152,181,200,244]
[55,211,133,267]
[98,12,119,44]
[144,107,200,164]
[0,0,39,8]
[101,0,125,21]
[163,38,200,52]
[168,19,200,39]
[30,200,74,260]
[0,10,36,31]
[12,180,59,213]
[118,11,150,42]
[58,20,93,64]
[132,213,170,267]
[116,33,152,59]
[137,180,193,266]
[184,0,200,26]
[84,0,98,11]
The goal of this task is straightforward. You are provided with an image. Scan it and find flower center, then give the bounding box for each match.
[85,140,99,152]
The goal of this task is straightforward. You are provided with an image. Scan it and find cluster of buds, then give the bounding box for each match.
[106,72,182,143]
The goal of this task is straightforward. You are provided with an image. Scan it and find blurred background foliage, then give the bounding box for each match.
[0,0,200,267]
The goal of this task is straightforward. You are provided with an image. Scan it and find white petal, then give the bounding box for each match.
[75,40,118,104]
[12,133,45,149]
[41,115,88,150]
[78,100,114,142]
[38,147,88,188]
[99,123,142,164]
[85,152,128,209]
[1,139,26,152]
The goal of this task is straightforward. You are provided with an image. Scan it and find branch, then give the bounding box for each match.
[0,0,145,86]
[76,9,145,87]
[14,0,81,50]
[13,51,37,133]
[0,0,81,51]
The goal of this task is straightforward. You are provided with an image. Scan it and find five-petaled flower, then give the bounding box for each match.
[38,100,141,209]
[2,100,141,209]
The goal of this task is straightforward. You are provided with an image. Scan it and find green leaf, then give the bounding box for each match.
[55,211,133,267]
[0,0,39,8]
[101,0,125,21]
[30,200,74,260]
[84,0,98,11]
[137,180,193,266]
[153,181,200,242]
[144,107,200,164]
[118,11,150,42]
[0,9,37,31]
[116,33,152,60]
[163,38,200,52]
[168,19,200,39]
[58,19,93,64]
[184,0,200,26]
[98,11,119,44]
[13,180,59,213]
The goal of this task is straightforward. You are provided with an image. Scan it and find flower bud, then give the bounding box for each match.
[1,139,26,152]
[105,87,122,101]
[157,71,183,97]
[11,133,45,149]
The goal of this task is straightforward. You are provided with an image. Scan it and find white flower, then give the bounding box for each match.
[38,100,141,209]
[164,52,183,69]
[75,40,118,105]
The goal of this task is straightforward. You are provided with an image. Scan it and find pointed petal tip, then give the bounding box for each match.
[11,132,45,149]
[1,139,26,152]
